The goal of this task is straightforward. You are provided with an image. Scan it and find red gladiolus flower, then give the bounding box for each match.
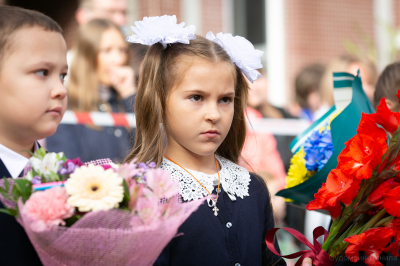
[307,169,360,218]
[307,184,343,219]
[383,186,400,217]
[345,227,395,266]
[325,169,361,205]
[368,179,399,207]
[375,98,400,134]
[397,89,400,103]
[384,218,400,256]
[356,113,377,136]
[337,133,387,180]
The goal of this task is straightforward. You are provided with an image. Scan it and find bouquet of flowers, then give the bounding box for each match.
[0,149,203,266]
[301,96,400,265]
[267,74,400,265]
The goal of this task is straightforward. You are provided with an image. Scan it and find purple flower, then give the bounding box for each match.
[31,175,42,185]
[58,158,84,179]
[138,162,148,170]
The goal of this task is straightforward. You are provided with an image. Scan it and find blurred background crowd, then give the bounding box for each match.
[2,0,400,264]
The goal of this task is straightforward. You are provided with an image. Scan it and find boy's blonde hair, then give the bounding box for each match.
[0,6,62,71]
[124,35,249,166]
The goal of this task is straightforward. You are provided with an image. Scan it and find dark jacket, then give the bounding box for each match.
[154,174,286,266]
[47,91,135,163]
[0,159,43,266]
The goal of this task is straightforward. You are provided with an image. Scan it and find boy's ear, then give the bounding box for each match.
[385,98,400,112]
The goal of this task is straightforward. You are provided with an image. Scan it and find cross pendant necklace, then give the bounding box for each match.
[164,154,221,217]
[208,198,219,216]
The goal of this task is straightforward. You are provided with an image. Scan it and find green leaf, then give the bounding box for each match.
[0,208,17,217]
[64,214,81,227]
[4,177,9,192]
[123,180,130,199]
[12,184,21,200]
[0,189,14,201]
[60,154,67,163]
[121,179,130,208]
[47,172,61,182]
[35,148,47,159]
[13,179,32,202]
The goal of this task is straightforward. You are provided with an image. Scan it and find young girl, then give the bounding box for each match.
[125,15,313,266]
[47,19,135,163]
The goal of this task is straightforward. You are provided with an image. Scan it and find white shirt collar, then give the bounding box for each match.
[161,155,251,202]
[0,142,38,178]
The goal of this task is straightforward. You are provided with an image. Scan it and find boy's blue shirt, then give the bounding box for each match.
[0,145,43,266]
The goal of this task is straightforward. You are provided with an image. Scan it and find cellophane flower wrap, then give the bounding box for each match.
[0,151,203,266]
[302,95,400,266]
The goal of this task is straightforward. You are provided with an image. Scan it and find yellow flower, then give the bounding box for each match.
[65,164,124,212]
[284,148,308,202]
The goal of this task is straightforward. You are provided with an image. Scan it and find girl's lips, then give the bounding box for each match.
[202,133,219,138]
[201,131,220,138]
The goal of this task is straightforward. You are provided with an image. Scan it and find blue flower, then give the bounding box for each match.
[303,125,334,171]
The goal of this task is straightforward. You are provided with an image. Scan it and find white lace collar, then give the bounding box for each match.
[160,155,251,202]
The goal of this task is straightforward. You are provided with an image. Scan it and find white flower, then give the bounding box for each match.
[30,152,63,180]
[65,164,124,212]
[108,162,119,170]
[206,32,264,83]
[126,15,196,49]
[25,171,33,181]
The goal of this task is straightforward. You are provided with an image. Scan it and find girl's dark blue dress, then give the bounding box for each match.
[154,156,286,266]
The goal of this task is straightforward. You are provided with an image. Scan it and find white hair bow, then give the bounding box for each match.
[206,32,263,83]
[126,15,196,49]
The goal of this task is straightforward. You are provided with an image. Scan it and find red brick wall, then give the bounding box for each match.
[138,0,182,22]
[285,0,374,101]
[201,0,223,36]
[394,0,400,28]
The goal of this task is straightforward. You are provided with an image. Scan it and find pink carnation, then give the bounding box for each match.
[23,186,74,232]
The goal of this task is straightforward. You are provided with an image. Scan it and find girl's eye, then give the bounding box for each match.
[219,97,233,104]
[190,95,203,102]
[35,70,48,77]
[60,73,67,82]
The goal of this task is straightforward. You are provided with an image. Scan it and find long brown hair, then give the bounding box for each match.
[68,19,126,111]
[124,35,249,166]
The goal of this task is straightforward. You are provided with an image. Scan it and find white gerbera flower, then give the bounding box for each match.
[65,164,124,212]
[126,15,196,49]
[30,152,63,181]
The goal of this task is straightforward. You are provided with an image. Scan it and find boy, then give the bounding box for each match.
[374,61,400,112]
[0,6,68,265]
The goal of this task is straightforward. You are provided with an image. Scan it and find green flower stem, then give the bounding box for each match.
[374,216,394,227]
[328,223,355,254]
[359,209,387,234]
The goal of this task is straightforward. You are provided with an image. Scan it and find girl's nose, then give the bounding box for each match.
[109,49,127,66]
[205,104,221,123]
